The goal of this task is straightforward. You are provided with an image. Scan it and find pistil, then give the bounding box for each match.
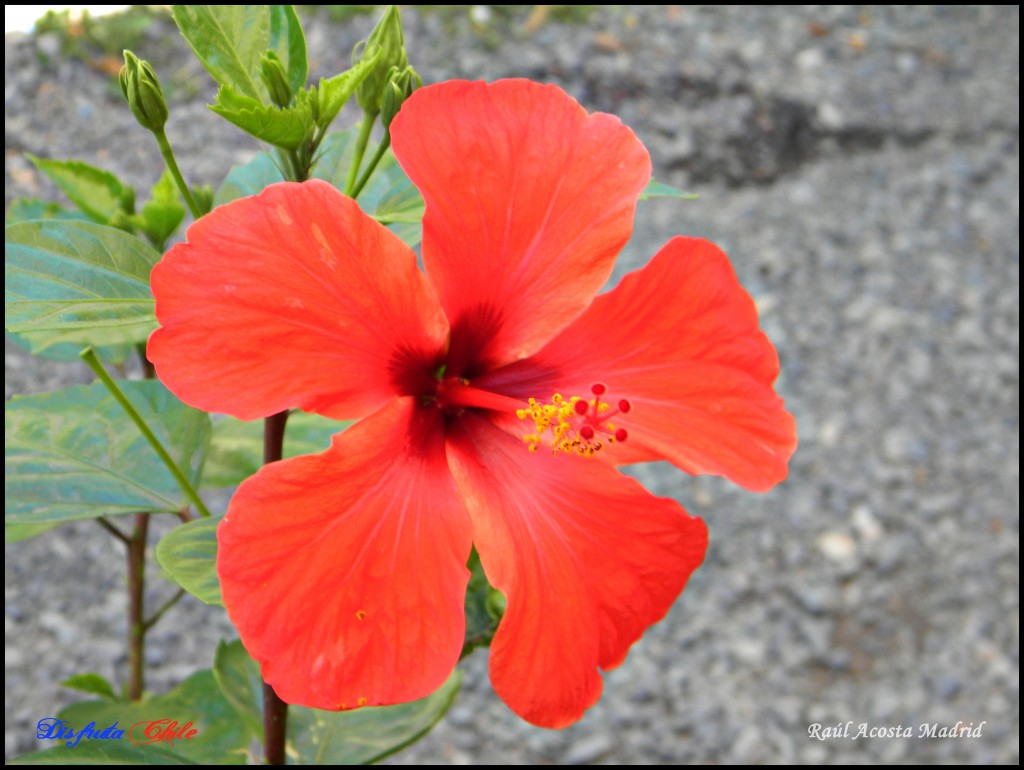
[434,377,527,413]
[517,383,631,456]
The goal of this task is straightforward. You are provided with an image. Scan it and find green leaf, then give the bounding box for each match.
[59,669,251,764]
[214,151,284,207]
[4,521,58,543]
[5,329,133,365]
[5,381,211,525]
[211,640,462,765]
[462,547,503,657]
[155,517,222,606]
[139,170,186,247]
[61,673,119,700]
[26,155,135,223]
[5,220,161,349]
[639,178,699,201]
[210,84,312,150]
[172,5,307,105]
[269,5,308,96]
[10,743,196,765]
[213,641,264,740]
[202,412,345,489]
[373,174,425,224]
[317,50,380,128]
[6,198,92,225]
[386,221,422,250]
[289,671,462,764]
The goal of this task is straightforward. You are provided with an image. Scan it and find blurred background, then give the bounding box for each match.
[5,5,1019,763]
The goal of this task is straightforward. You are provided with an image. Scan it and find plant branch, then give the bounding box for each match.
[263,410,289,465]
[278,146,302,184]
[350,132,391,201]
[80,347,212,519]
[153,128,202,219]
[262,410,290,765]
[143,587,187,632]
[96,516,130,545]
[127,513,149,701]
[344,111,376,197]
[137,342,155,379]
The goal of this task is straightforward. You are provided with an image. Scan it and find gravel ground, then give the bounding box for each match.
[5,6,1019,764]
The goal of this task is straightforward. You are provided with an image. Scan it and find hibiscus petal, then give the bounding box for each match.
[447,415,707,728]
[149,180,448,421]
[477,237,797,492]
[218,398,472,709]
[391,79,651,374]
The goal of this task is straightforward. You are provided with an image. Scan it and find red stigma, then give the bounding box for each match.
[518,385,634,457]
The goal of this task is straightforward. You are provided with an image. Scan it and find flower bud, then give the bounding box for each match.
[353,5,409,117]
[380,66,422,129]
[260,51,294,108]
[119,50,168,133]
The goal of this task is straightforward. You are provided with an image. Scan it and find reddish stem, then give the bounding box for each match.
[127,512,149,700]
[262,410,290,765]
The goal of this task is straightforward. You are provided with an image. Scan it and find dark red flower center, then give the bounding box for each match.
[389,344,631,456]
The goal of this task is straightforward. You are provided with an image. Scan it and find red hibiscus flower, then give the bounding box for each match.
[148,79,796,728]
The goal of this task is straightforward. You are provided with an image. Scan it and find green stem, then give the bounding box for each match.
[80,347,211,518]
[305,125,331,177]
[96,516,130,545]
[154,128,202,219]
[344,111,376,197]
[262,410,290,765]
[350,132,391,201]
[279,147,303,184]
[127,513,149,701]
[143,587,186,632]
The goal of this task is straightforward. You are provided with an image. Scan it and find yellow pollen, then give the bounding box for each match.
[516,388,631,457]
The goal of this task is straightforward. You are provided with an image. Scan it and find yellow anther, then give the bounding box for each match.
[517,388,630,457]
